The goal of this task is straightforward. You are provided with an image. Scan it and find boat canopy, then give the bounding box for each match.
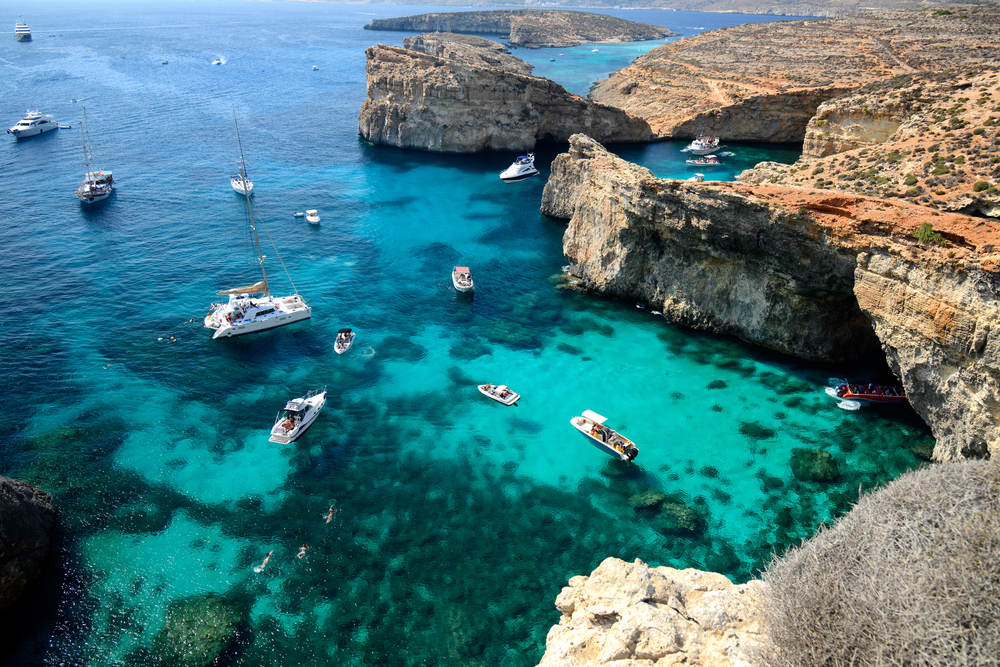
[581,409,607,424]
[496,385,508,392]
[454,266,469,273]
[217,280,267,296]
[338,328,352,334]
[284,398,308,412]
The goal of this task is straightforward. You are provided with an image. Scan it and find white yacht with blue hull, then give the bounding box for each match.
[570,410,639,462]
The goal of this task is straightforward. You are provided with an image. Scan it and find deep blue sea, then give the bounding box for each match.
[0,2,931,665]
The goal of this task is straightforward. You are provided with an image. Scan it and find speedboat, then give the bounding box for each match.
[499,153,538,182]
[269,386,327,443]
[452,266,474,292]
[334,328,355,354]
[685,135,720,155]
[312,65,319,70]
[829,383,907,405]
[686,156,720,166]
[305,209,320,224]
[478,383,519,406]
[570,410,639,461]
[15,16,31,42]
[8,111,57,138]
[231,167,253,195]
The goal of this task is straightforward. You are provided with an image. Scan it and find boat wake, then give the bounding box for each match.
[718,151,735,157]
[360,346,376,358]
[837,399,861,411]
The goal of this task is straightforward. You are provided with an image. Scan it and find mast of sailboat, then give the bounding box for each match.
[80,106,93,183]
[232,106,269,298]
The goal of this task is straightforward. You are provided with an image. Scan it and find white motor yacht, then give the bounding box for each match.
[685,135,720,155]
[499,153,538,182]
[478,384,519,406]
[305,209,320,224]
[231,167,253,195]
[334,328,355,354]
[570,410,639,461]
[269,387,327,443]
[452,266,474,292]
[15,16,31,42]
[8,111,57,138]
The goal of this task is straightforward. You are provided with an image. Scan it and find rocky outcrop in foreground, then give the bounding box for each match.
[365,10,674,49]
[544,134,1000,461]
[590,8,1000,141]
[0,476,56,611]
[538,557,761,667]
[358,44,652,153]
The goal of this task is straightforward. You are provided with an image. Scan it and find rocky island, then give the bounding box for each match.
[358,40,652,153]
[364,9,676,49]
[590,7,1000,141]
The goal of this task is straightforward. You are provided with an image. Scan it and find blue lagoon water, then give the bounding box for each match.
[0,3,930,665]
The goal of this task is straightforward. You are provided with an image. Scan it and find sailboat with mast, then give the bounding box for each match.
[203,110,311,339]
[75,107,115,205]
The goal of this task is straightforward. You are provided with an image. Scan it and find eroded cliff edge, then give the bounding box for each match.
[359,44,652,153]
[544,134,1000,461]
[364,10,675,49]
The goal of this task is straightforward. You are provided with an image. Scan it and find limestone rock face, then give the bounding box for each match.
[0,476,56,612]
[544,134,877,363]
[544,134,1000,460]
[365,10,674,49]
[358,45,652,153]
[590,9,1000,140]
[537,557,762,667]
[403,33,533,76]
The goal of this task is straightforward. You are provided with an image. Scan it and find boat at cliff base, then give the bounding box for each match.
[499,153,538,182]
[685,135,720,155]
[686,155,720,166]
[478,383,519,406]
[828,383,908,405]
[570,410,639,461]
[269,387,326,443]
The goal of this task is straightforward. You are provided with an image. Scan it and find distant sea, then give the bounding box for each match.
[0,2,929,665]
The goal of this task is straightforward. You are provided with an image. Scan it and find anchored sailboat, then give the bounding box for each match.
[75,107,115,205]
[203,109,311,339]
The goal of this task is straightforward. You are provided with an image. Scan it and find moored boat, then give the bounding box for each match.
[452,266,473,292]
[832,383,907,405]
[570,410,638,461]
[231,166,253,195]
[334,328,355,354]
[686,156,720,166]
[269,386,327,443]
[75,107,115,205]
[478,383,519,406]
[499,153,538,182]
[15,16,31,42]
[8,110,57,138]
[685,135,720,155]
[305,209,320,224]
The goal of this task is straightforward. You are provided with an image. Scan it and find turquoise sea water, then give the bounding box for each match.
[1,2,931,665]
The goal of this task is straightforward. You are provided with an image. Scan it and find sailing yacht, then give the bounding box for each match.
[230,166,253,195]
[75,107,115,205]
[203,110,311,339]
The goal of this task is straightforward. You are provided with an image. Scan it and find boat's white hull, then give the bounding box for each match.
[499,168,538,182]
[570,417,637,461]
[452,274,474,292]
[269,392,326,443]
[335,333,356,354]
[478,385,519,405]
[76,184,115,204]
[204,295,311,339]
[688,146,718,156]
[8,123,56,138]
[16,33,31,42]
[231,179,253,195]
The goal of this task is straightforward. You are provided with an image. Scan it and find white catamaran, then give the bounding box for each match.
[75,106,115,205]
[203,110,311,339]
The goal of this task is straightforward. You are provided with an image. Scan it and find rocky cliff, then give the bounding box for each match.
[364,10,675,49]
[403,33,533,75]
[537,557,762,667]
[544,134,1000,461]
[589,8,1000,141]
[358,44,652,153]
[0,476,56,611]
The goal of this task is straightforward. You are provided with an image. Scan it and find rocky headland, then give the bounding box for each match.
[590,7,1000,141]
[544,134,1000,461]
[0,476,56,612]
[364,10,675,49]
[358,42,652,153]
[403,32,533,75]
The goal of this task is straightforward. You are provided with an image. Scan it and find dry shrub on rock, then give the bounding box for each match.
[756,460,1000,667]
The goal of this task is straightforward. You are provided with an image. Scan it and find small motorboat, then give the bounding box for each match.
[312,65,319,70]
[305,209,320,224]
[212,59,222,65]
[685,135,720,155]
[162,60,169,65]
[570,410,639,462]
[334,328,355,355]
[686,156,720,166]
[499,153,538,182]
[269,386,327,444]
[452,266,474,292]
[8,111,58,138]
[830,383,907,405]
[478,383,519,406]
[293,212,304,217]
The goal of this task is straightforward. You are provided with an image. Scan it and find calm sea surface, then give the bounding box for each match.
[0,2,930,665]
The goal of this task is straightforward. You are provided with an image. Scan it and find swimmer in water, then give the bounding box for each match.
[326,506,336,524]
[297,544,309,559]
[259,550,272,570]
